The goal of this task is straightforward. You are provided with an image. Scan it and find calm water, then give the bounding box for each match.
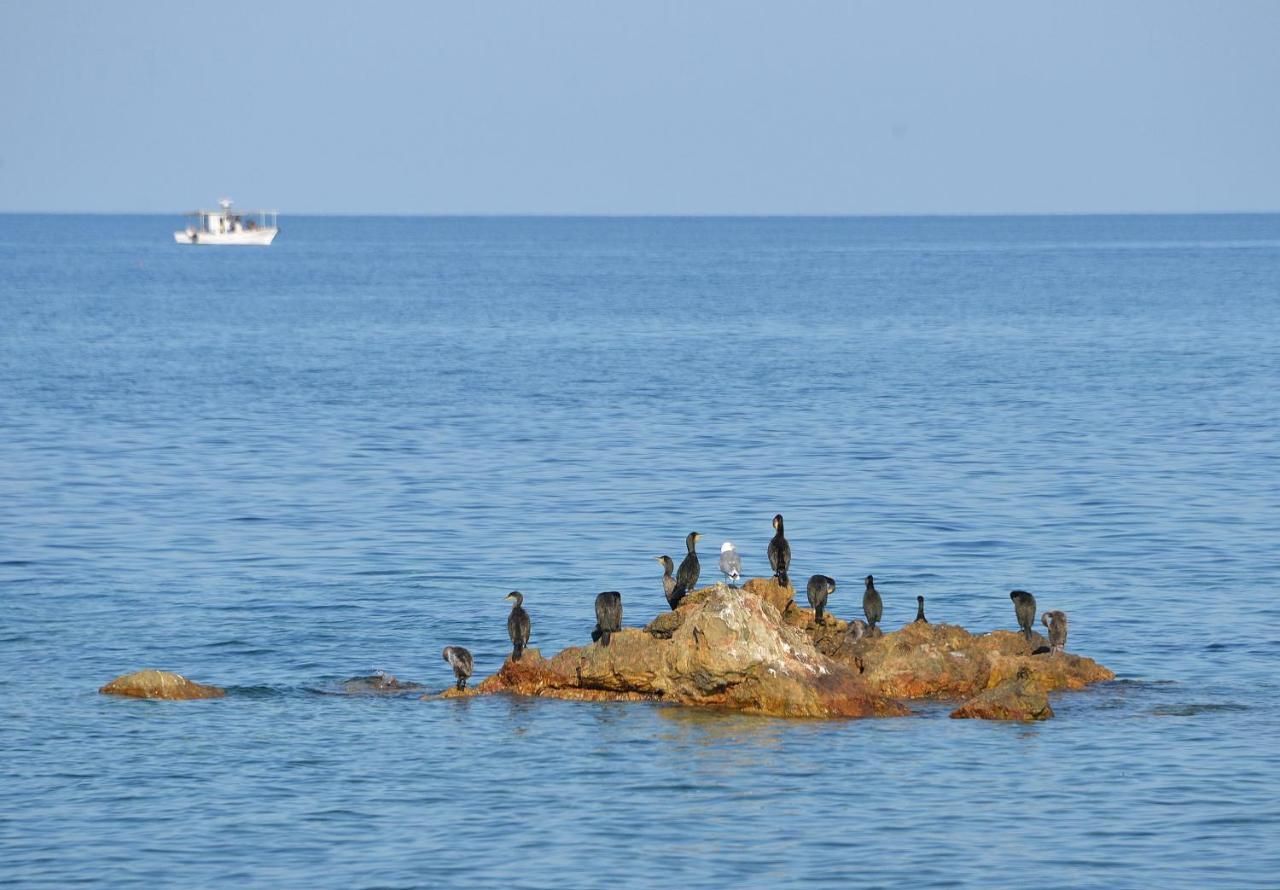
[2,214,1279,888]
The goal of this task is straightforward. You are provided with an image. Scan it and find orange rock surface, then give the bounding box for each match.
[950,669,1055,721]
[477,585,905,718]
[834,621,1114,701]
[99,669,225,701]
[458,579,1114,721]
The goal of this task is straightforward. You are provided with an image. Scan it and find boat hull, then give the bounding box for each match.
[174,228,277,245]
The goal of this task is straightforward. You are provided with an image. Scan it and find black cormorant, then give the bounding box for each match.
[442,646,473,691]
[767,514,791,587]
[1010,590,1037,643]
[806,574,836,623]
[671,532,702,606]
[506,591,531,660]
[915,595,928,623]
[863,575,883,630]
[592,591,623,646]
[719,541,742,587]
[1041,610,1068,654]
[654,555,678,609]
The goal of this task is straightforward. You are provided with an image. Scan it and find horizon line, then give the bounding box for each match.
[3,209,1280,219]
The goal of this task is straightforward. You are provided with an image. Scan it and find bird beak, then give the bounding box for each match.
[695,533,703,541]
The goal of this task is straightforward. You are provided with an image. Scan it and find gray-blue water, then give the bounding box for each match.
[2,214,1279,888]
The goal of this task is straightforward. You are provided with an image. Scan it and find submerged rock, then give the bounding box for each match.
[338,673,423,694]
[100,669,225,701]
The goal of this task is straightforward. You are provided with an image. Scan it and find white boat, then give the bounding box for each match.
[174,198,278,245]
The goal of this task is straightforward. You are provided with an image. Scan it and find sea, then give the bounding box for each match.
[1,213,1278,888]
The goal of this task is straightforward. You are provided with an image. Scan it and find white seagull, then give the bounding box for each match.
[719,541,742,588]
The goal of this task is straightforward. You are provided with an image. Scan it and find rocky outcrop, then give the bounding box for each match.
[99,669,225,700]
[480,585,906,718]
[951,668,1054,721]
[741,576,798,616]
[460,579,1115,721]
[97,583,1113,720]
[646,577,850,640]
[828,620,1114,702]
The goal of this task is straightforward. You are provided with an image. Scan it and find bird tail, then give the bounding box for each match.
[776,570,789,587]
[670,584,687,609]
[456,678,466,691]
[513,643,524,661]
[602,629,612,647]
[815,605,824,623]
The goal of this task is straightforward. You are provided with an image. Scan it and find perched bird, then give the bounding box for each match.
[1041,610,1068,654]
[506,591,531,660]
[592,591,623,646]
[863,575,883,630]
[442,646,474,691]
[806,574,836,623]
[1010,590,1037,643]
[848,618,869,643]
[654,555,679,609]
[915,595,928,623]
[767,514,791,587]
[719,541,742,587]
[670,532,702,606]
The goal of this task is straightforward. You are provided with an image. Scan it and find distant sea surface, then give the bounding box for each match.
[2,214,1278,888]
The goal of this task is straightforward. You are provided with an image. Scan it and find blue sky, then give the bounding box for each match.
[1,1,1277,214]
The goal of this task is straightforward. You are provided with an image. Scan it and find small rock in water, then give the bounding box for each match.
[100,669,225,700]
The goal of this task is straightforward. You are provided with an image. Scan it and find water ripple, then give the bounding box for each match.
[2,214,1279,888]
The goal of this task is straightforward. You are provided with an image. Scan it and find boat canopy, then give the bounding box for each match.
[183,204,278,231]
